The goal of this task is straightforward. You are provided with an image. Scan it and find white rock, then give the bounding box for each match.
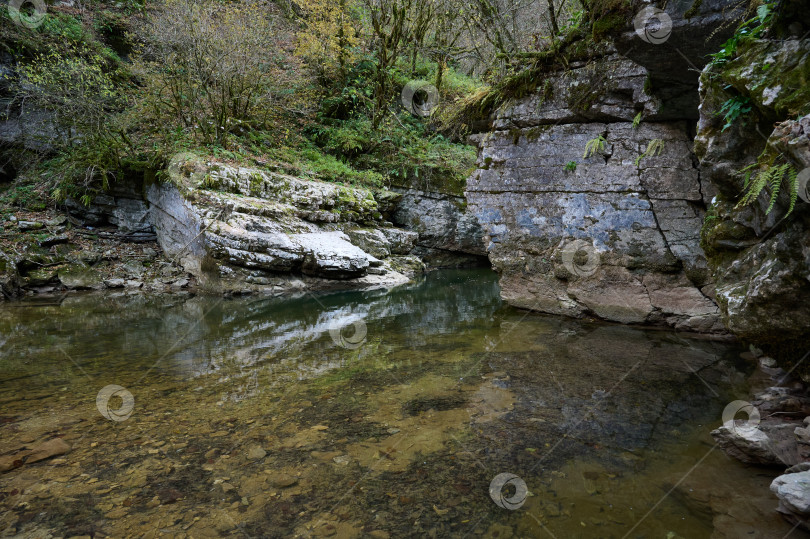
[771,471,810,515]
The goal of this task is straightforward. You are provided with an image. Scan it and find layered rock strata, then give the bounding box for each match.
[466,54,723,332]
[147,154,424,294]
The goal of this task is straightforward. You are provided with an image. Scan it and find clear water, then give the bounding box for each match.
[0,269,803,538]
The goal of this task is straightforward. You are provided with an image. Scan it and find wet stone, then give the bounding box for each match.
[247,446,266,460]
[265,472,298,488]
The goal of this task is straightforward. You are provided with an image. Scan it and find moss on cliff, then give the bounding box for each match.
[721,39,810,120]
[437,27,613,138]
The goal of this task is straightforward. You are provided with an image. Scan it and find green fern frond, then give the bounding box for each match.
[632,112,642,129]
[765,165,783,214]
[583,134,607,159]
[634,138,665,167]
[737,161,799,215]
[788,166,799,215]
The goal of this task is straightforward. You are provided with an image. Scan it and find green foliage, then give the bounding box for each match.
[632,111,642,129]
[718,92,752,131]
[562,10,586,33]
[708,0,776,71]
[34,12,90,44]
[15,46,124,143]
[0,182,47,211]
[134,0,286,146]
[266,144,385,187]
[565,161,577,172]
[8,43,128,203]
[307,55,477,192]
[0,0,480,203]
[738,160,799,215]
[634,138,665,167]
[583,134,607,159]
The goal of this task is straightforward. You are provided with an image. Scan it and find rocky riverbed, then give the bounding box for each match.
[1,271,804,538]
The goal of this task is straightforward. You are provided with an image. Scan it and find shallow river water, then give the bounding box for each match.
[0,269,805,538]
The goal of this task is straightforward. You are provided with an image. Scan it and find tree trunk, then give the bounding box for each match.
[547,0,559,36]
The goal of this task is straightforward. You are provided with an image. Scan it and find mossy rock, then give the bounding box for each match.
[721,39,810,120]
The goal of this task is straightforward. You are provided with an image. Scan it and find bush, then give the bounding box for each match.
[134,0,290,146]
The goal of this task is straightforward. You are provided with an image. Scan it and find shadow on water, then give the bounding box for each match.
[0,269,802,538]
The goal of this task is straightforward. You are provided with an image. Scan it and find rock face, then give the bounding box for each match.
[63,178,156,242]
[466,54,723,332]
[696,37,810,361]
[391,188,487,267]
[612,0,745,120]
[147,154,424,293]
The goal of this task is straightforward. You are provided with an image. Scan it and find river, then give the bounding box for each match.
[0,269,802,538]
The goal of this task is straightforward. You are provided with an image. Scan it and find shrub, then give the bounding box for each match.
[134,0,288,146]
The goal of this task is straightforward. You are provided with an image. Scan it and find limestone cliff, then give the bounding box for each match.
[147,154,425,294]
[696,35,810,363]
[466,53,724,332]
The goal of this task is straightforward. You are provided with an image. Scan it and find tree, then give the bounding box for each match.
[364,0,411,128]
[295,0,361,79]
[135,0,284,146]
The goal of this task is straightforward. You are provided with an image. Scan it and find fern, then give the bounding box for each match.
[737,162,799,215]
[635,139,665,167]
[583,134,607,159]
[632,112,642,129]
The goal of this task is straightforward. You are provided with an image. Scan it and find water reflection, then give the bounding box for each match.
[0,270,800,538]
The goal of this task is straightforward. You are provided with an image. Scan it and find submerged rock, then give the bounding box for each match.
[0,438,71,472]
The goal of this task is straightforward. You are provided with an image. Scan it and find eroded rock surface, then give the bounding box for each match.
[696,38,810,363]
[391,188,487,268]
[772,471,810,531]
[466,55,723,331]
[147,154,424,293]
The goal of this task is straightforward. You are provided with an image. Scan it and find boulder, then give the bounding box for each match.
[711,423,782,466]
[345,228,391,259]
[58,265,105,290]
[771,471,810,531]
[146,154,421,292]
[294,232,374,279]
[378,227,417,254]
[711,421,797,466]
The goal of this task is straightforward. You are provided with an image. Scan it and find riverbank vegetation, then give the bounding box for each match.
[0,0,593,205]
[0,0,794,208]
